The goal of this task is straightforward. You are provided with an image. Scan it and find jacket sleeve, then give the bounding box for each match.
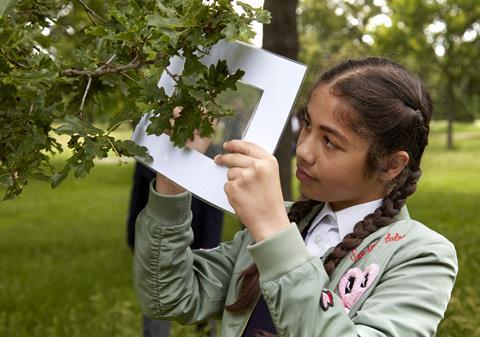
[133,181,245,324]
[248,224,458,337]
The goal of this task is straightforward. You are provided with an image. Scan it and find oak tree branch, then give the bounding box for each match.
[79,75,92,119]
[77,0,106,25]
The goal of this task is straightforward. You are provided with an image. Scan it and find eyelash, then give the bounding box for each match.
[323,136,337,150]
[301,115,311,128]
[299,109,338,150]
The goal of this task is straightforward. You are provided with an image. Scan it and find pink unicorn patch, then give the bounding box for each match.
[338,263,379,313]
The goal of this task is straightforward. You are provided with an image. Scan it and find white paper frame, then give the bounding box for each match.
[131,40,307,214]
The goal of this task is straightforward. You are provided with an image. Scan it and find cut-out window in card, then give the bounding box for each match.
[131,40,307,214]
[204,81,263,159]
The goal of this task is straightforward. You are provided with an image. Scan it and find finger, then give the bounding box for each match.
[226,167,243,181]
[173,106,182,118]
[186,132,212,153]
[169,106,183,127]
[223,139,269,159]
[214,153,255,168]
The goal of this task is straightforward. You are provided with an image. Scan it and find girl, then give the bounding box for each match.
[133,57,457,337]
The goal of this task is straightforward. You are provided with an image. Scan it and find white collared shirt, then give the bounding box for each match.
[304,198,383,257]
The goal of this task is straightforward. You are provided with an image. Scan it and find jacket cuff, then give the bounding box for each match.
[144,179,192,225]
[247,223,312,282]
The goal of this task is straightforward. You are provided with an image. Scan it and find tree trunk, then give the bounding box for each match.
[263,0,299,201]
[447,114,454,150]
[446,80,454,149]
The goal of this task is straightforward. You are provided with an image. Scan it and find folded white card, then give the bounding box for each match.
[131,40,307,214]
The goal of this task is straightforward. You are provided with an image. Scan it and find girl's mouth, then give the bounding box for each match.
[296,166,315,182]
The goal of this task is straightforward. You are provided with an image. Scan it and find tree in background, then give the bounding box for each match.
[298,0,480,149]
[263,0,299,201]
[369,0,480,149]
[0,0,269,199]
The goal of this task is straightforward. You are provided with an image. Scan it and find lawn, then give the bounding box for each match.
[0,121,479,337]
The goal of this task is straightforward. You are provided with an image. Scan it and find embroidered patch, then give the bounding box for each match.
[339,263,379,313]
[350,241,379,262]
[320,290,334,311]
[384,232,405,243]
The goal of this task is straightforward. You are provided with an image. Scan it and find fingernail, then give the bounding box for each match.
[223,141,228,148]
[214,155,219,162]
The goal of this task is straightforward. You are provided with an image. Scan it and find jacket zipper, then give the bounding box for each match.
[236,296,260,337]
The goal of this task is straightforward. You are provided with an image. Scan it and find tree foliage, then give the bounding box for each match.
[0,0,270,199]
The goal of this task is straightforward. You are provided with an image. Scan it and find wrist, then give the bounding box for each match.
[155,174,186,195]
[250,212,291,243]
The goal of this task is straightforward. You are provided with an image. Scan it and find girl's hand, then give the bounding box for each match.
[155,107,214,195]
[170,106,214,154]
[214,140,290,242]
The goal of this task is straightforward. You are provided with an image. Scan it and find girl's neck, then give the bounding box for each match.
[330,195,385,212]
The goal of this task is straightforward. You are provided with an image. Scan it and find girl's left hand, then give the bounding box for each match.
[214,140,290,242]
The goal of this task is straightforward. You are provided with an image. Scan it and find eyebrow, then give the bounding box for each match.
[304,108,350,145]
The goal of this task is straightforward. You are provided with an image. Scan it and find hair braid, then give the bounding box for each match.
[226,56,432,318]
[225,199,320,312]
[323,168,422,275]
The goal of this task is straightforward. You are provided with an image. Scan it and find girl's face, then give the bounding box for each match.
[296,84,385,211]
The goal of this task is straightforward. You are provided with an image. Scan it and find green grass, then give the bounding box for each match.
[0,121,479,337]
[408,122,480,337]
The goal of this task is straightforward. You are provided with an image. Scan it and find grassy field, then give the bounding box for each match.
[0,121,479,337]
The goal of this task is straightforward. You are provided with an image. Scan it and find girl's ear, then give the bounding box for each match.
[381,151,410,183]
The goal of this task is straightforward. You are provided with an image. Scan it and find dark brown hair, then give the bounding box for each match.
[225,57,432,314]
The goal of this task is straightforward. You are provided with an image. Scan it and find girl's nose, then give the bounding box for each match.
[296,136,316,166]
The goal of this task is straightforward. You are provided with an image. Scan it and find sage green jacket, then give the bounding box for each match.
[133,182,457,337]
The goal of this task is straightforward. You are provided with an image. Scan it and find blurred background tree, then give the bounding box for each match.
[297,0,480,149]
[263,0,299,201]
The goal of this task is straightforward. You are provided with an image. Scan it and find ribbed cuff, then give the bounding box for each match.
[144,179,192,225]
[247,223,312,282]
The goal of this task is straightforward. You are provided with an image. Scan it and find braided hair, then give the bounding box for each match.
[225,57,432,314]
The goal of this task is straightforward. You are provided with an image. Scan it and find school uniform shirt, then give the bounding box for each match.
[305,199,383,258]
[242,199,384,336]
[133,181,458,337]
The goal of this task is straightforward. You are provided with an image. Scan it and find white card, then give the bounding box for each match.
[131,40,307,214]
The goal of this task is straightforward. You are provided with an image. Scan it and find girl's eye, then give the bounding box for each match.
[324,136,337,150]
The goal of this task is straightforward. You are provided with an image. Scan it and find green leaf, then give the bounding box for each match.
[114,139,152,160]
[0,173,13,187]
[55,116,104,136]
[11,68,58,81]
[50,168,69,188]
[0,0,17,17]
[146,14,184,29]
[183,51,207,76]
[84,25,109,37]
[107,110,134,132]
[221,22,239,40]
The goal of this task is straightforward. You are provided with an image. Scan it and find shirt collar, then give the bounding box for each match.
[308,198,384,240]
[307,202,336,234]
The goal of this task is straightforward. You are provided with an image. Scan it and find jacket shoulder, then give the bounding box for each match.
[384,219,457,267]
[391,219,455,248]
